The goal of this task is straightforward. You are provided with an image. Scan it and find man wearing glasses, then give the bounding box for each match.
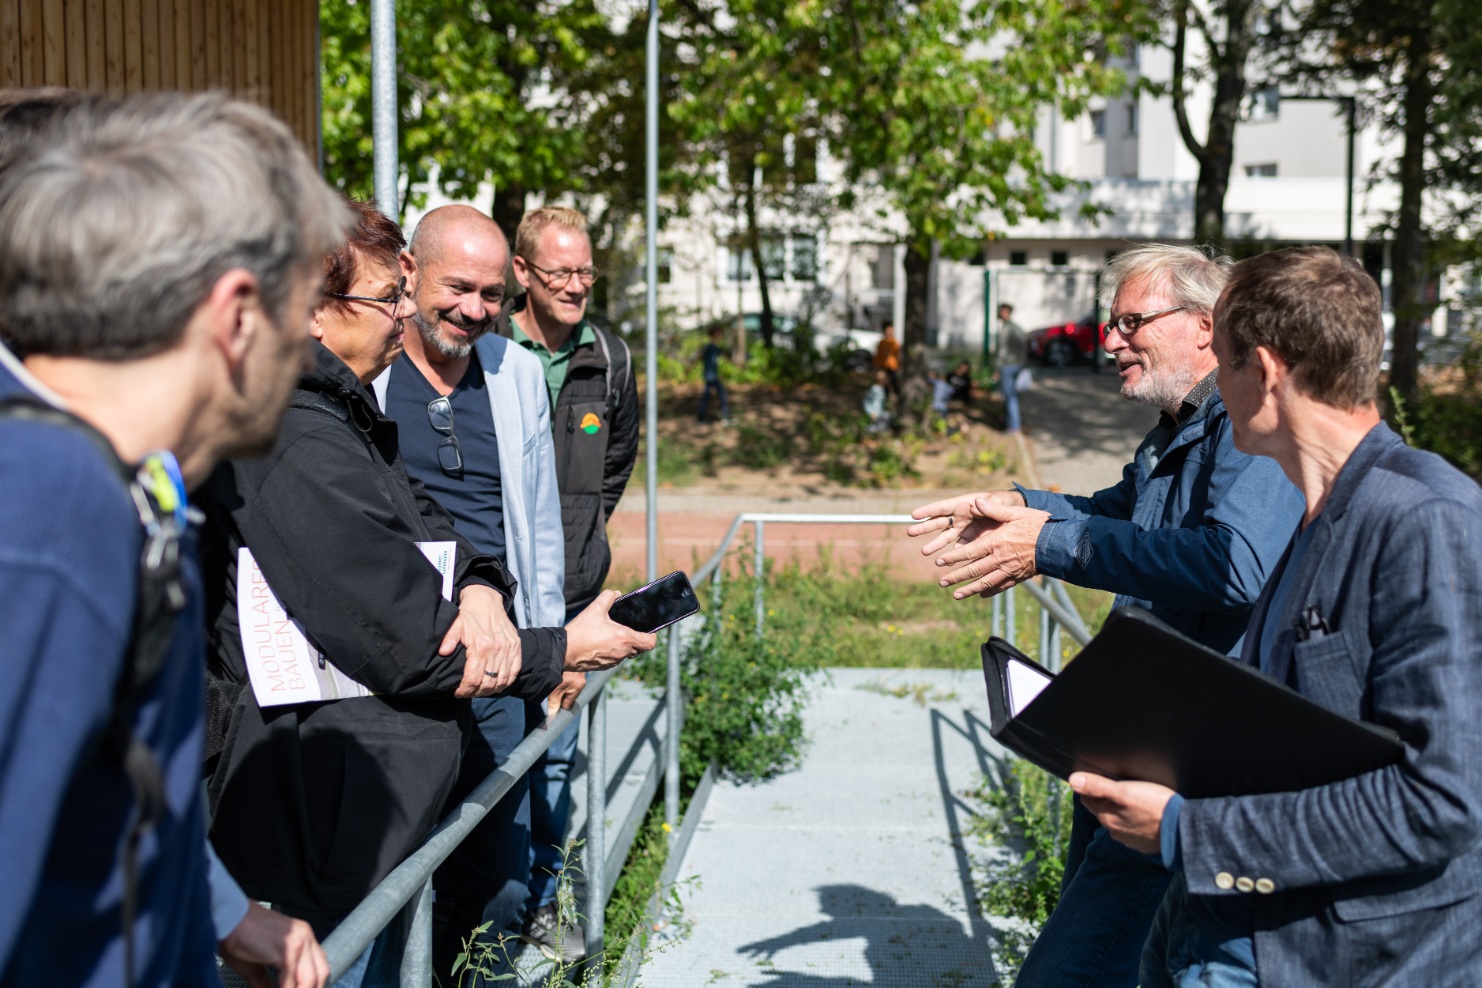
[498,205,639,960]
[907,243,1303,988]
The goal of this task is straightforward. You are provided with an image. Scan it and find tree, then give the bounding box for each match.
[1273,0,1482,403]
[1169,0,1260,247]
[815,0,1157,416]
[319,0,603,233]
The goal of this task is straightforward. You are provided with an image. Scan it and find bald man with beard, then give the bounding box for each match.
[377,205,578,971]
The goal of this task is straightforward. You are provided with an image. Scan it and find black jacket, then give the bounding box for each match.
[497,299,639,611]
[199,343,565,916]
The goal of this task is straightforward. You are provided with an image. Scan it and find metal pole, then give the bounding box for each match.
[1343,96,1356,258]
[1039,585,1050,666]
[753,519,765,640]
[584,688,607,961]
[369,0,397,215]
[991,591,1003,640]
[643,0,660,584]
[1005,582,1016,649]
[397,879,433,988]
[665,629,680,832]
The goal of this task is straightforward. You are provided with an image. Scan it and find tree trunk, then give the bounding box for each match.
[743,168,776,348]
[491,184,527,246]
[901,240,932,426]
[1388,17,1434,405]
[1173,0,1255,248]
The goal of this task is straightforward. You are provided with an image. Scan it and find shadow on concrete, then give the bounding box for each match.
[1018,367,1151,490]
[736,884,998,987]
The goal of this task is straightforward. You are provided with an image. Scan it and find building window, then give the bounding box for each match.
[1091,109,1106,139]
[1009,250,1028,267]
[1244,162,1278,178]
[1247,87,1280,122]
[760,236,787,281]
[1050,250,1069,268]
[790,234,819,283]
[1127,103,1138,136]
[725,244,752,282]
[657,248,673,285]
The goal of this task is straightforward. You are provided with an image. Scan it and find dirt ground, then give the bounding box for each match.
[641,377,1024,496]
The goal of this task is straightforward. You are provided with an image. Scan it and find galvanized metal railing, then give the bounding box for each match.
[316,511,1093,985]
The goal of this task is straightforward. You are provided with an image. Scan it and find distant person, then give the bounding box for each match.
[995,303,1027,433]
[0,91,345,988]
[1078,246,1482,988]
[497,205,640,960]
[873,321,901,399]
[947,359,974,403]
[929,369,954,417]
[698,325,731,424]
[863,370,892,433]
[908,244,1303,988]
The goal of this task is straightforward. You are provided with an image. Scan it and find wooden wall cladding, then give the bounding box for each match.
[1,0,319,155]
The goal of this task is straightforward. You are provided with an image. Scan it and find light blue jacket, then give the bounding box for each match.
[372,336,565,629]
[1020,389,1303,655]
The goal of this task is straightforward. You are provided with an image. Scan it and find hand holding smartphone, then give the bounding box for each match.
[608,571,700,634]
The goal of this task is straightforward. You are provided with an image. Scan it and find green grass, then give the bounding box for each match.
[691,545,1113,671]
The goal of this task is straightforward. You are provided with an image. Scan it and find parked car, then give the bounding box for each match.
[1027,316,1108,367]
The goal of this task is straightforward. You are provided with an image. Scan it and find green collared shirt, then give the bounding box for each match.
[510,318,596,409]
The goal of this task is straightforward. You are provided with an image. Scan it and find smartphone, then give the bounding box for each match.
[608,571,700,634]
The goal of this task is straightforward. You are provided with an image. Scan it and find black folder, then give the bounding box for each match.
[981,607,1403,799]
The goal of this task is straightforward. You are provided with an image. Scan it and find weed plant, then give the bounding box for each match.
[964,760,1074,983]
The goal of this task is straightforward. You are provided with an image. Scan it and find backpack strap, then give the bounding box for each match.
[0,395,184,988]
[592,327,632,414]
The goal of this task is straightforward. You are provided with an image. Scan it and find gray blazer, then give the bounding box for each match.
[1177,423,1482,985]
[371,335,565,630]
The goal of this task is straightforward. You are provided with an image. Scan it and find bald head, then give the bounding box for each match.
[401,204,510,362]
[408,204,507,268]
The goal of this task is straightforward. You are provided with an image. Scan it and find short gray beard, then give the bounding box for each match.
[1121,362,1200,414]
[413,311,475,360]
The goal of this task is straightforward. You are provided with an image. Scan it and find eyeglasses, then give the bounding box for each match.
[522,260,601,289]
[1105,304,1187,340]
[426,396,463,476]
[326,275,406,308]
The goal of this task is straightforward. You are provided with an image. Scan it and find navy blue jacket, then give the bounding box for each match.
[1022,390,1303,654]
[0,356,217,987]
[1178,423,1482,984]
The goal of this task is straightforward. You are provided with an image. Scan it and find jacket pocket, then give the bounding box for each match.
[1291,629,1364,717]
[558,399,611,495]
[1330,860,1477,922]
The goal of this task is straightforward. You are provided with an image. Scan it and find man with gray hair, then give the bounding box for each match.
[907,243,1304,987]
[0,91,347,988]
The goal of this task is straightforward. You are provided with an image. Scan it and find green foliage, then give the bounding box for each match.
[676,598,811,784]
[1390,337,1482,478]
[965,760,1074,980]
[729,424,793,470]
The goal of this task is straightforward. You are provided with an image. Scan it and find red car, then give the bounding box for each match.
[1026,316,1109,367]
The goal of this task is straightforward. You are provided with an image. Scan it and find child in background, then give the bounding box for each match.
[864,370,891,433]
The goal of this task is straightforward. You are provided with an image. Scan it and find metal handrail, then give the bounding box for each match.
[319,511,1094,984]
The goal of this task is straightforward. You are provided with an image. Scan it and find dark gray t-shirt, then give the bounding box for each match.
[384,352,506,561]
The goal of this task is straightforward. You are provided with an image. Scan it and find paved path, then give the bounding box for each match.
[639,669,1017,988]
[1015,365,1150,494]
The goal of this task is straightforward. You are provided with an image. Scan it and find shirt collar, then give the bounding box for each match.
[1158,369,1220,428]
[510,317,595,355]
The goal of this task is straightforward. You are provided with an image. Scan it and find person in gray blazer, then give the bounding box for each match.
[1075,245,1482,986]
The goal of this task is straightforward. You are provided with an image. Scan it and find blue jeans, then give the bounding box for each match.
[1000,363,1023,432]
[526,708,581,908]
[432,695,531,969]
[1015,797,1173,988]
[698,376,729,422]
[1141,875,1258,988]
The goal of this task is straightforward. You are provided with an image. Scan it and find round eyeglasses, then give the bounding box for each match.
[1105,304,1188,340]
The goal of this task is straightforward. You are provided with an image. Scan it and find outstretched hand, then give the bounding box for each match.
[1069,772,1174,855]
[906,491,1047,598]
